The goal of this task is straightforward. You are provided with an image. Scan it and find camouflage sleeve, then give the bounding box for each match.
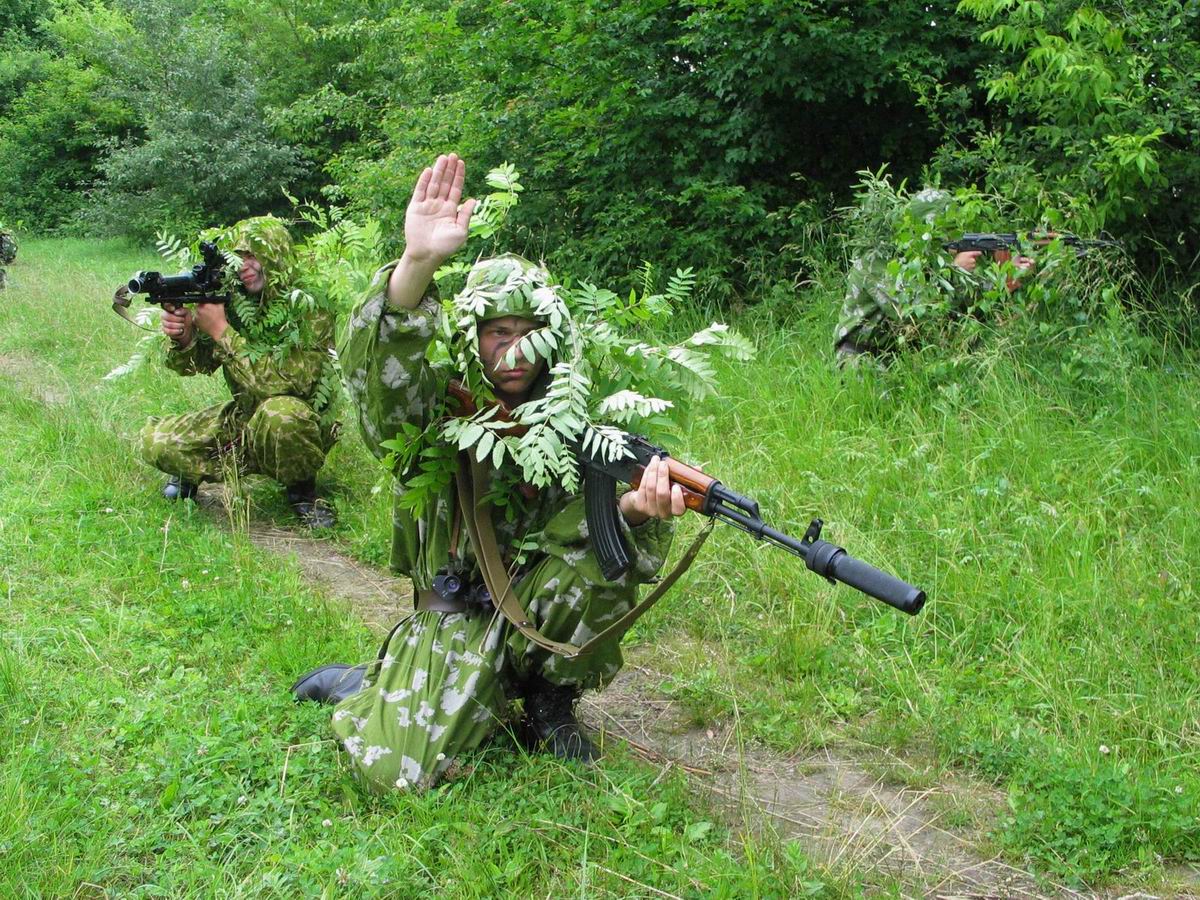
[164,334,221,376]
[209,328,328,404]
[337,261,442,459]
[949,266,988,312]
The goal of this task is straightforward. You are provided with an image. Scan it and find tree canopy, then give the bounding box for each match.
[2,0,1197,305]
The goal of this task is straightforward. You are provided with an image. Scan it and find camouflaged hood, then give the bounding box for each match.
[906,189,952,226]
[448,254,570,400]
[210,215,294,303]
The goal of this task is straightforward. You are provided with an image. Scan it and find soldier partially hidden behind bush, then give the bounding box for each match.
[137,217,337,527]
[834,189,1035,365]
[292,154,687,792]
[0,227,16,290]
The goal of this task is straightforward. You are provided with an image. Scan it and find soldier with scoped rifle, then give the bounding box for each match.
[116,217,338,527]
[292,154,925,794]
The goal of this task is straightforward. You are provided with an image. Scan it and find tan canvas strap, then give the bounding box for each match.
[454,454,710,659]
[455,455,579,656]
[111,285,159,331]
[571,517,713,653]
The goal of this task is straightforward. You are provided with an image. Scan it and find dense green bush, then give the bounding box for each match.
[940,2,1200,278]
[63,0,305,237]
[0,43,133,229]
[2,0,1197,314]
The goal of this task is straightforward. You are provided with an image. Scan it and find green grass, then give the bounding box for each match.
[4,236,1200,892]
[0,239,862,897]
[645,306,1200,883]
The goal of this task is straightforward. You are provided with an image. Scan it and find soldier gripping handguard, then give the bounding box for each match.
[577,435,926,615]
[445,381,926,616]
[943,232,1120,258]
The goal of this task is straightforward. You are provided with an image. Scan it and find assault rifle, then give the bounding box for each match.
[113,240,230,327]
[943,232,1120,258]
[447,382,926,616]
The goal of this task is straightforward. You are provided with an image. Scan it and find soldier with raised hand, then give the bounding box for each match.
[294,153,686,791]
[138,216,338,527]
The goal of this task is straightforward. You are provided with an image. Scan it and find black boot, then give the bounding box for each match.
[163,475,198,501]
[290,663,367,704]
[286,479,336,528]
[522,673,599,763]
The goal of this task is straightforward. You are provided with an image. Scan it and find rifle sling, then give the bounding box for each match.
[455,454,710,659]
[112,293,155,331]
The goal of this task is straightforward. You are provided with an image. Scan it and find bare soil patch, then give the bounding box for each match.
[0,351,71,405]
[582,663,1078,899]
[193,483,412,629]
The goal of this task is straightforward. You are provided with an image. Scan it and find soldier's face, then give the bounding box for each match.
[238,253,266,294]
[478,315,545,404]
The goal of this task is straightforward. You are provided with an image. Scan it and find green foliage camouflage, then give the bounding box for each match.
[838,168,1155,394]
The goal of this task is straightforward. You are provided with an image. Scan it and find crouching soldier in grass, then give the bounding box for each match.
[138,216,338,527]
[0,226,16,290]
[292,154,701,791]
[834,189,1037,366]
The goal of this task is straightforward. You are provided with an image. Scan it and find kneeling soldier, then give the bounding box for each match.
[294,154,684,790]
[138,216,337,527]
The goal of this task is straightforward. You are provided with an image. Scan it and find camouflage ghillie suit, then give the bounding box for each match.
[140,218,335,486]
[835,189,980,358]
[0,229,15,290]
[331,258,674,792]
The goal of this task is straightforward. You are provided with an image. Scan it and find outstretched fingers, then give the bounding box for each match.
[447,154,465,205]
[430,154,451,199]
[412,166,433,204]
[456,197,478,230]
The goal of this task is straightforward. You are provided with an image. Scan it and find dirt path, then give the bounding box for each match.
[0,351,71,405]
[582,664,1074,899]
[197,488,1195,899]
[195,485,413,629]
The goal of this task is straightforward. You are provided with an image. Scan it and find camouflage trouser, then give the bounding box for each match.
[331,501,665,792]
[140,396,331,486]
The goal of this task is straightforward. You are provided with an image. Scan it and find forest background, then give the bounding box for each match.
[4,0,1200,894]
[3,0,1199,311]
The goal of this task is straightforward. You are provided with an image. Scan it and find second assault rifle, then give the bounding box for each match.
[112,240,230,328]
[447,382,926,617]
[943,232,1120,258]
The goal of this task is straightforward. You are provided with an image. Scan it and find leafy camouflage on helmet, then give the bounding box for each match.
[456,254,555,322]
[906,188,953,225]
[444,253,572,407]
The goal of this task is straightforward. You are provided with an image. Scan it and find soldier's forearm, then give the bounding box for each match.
[387,252,441,311]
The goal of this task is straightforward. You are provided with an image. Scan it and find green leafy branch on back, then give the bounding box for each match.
[381,168,753,516]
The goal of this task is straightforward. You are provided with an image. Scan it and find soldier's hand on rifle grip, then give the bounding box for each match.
[952,250,983,272]
[161,303,194,345]
[619,455,686,527]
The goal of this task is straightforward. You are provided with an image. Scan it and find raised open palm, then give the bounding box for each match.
[405,153,477,264]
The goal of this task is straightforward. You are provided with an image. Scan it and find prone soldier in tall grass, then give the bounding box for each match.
[132,216,339,527]
[834,187,1039,365]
